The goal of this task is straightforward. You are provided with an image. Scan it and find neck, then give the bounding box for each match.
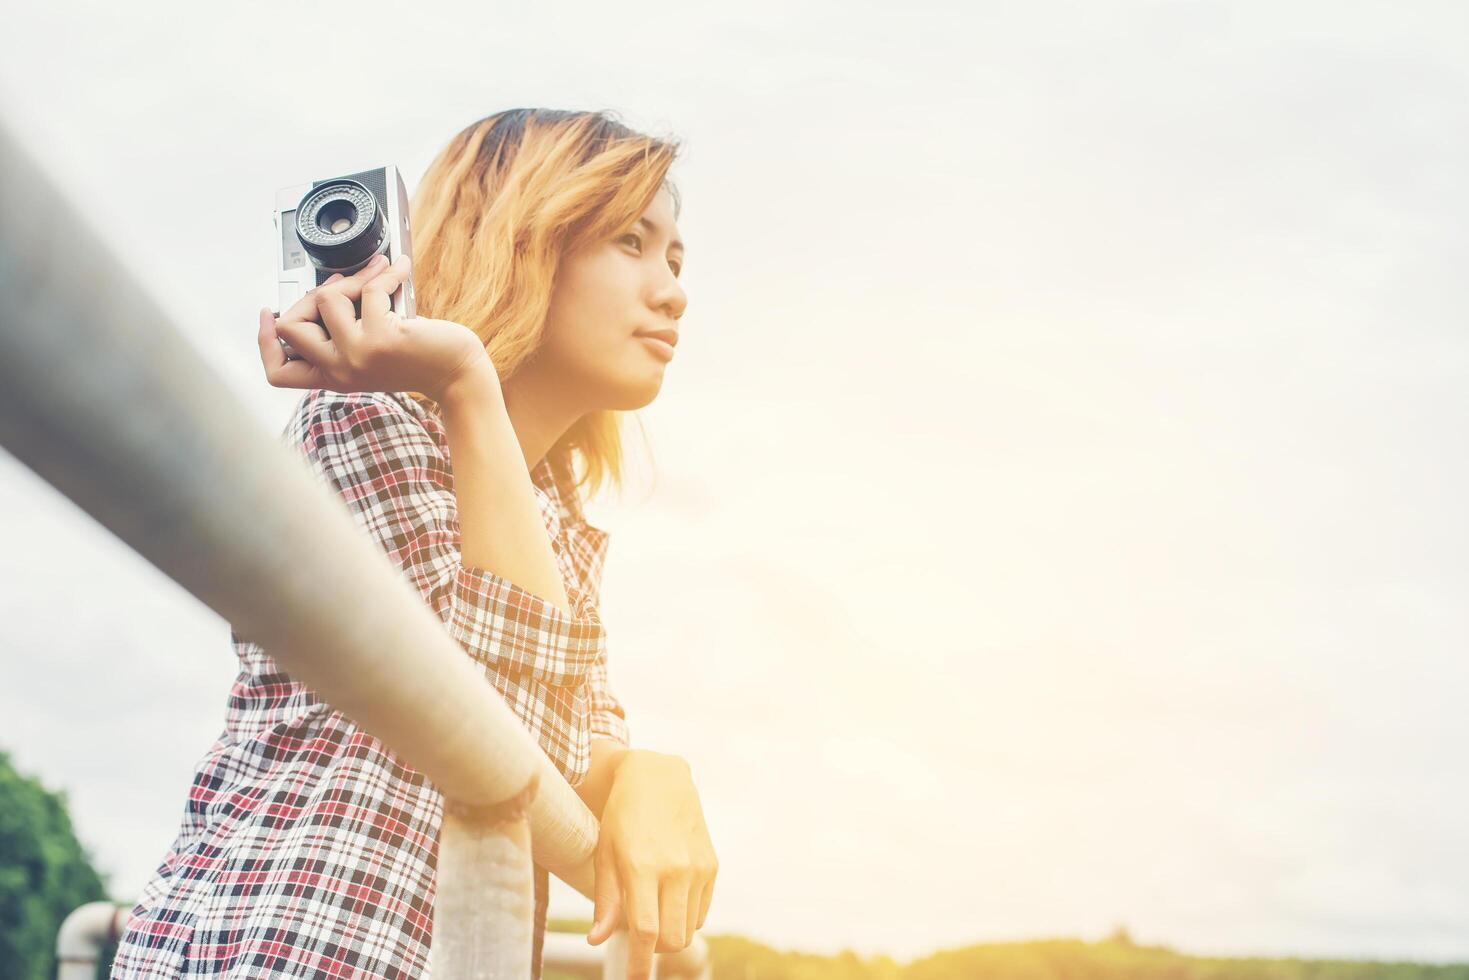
[499,364,587,474]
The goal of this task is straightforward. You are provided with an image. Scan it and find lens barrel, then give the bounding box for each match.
[294,179,387,274]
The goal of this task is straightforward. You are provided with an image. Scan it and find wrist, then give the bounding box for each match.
[605,746,634,779]
[614,749,687,777]
[578,741,633,818]
[434,353,500,412]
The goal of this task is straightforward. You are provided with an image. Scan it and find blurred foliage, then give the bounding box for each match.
[545,915,594,979]
[698,930,1469,980]
[0,750,111,980]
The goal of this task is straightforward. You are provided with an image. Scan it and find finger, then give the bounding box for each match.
[685,878,701,945]
[325,253,390,306]
[278,272,347,324]
[280,255,384,326]
[344,252,390,286]
[259,310,328,388]
[263,356,328,389]
[315,287,362,350]
[274,314,339,370]
[312,253,390,337]
[587,837,621,947]
[696,875,714,931]
[360,255,412,327]
[620,864,660,980]
[258,307,287,371]
[658,874,690,951]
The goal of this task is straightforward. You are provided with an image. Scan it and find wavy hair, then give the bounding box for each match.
[405,108,682,501]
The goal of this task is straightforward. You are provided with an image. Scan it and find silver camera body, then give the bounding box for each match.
[272,164,415,360]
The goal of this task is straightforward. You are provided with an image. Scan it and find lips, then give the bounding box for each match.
[636,327,679,348]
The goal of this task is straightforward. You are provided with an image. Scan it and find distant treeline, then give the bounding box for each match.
[550,923,1469,980]
[0,751,111,980]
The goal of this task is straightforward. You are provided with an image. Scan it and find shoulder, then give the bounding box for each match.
[288,390,439,444]
[287,390,450,482]
[291,388,436,428]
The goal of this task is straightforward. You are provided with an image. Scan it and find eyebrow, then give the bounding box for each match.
[636,216,684,253]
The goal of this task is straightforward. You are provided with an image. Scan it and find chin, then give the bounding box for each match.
[604,372,665,411]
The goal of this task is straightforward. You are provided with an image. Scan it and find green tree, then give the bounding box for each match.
[0,750,109,980]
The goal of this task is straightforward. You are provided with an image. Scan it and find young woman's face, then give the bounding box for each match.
[539,186,687,410]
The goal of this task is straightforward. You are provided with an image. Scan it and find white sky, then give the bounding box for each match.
[2,0,1467,964]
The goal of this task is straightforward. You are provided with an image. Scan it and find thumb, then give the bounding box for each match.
[587,839,620,946]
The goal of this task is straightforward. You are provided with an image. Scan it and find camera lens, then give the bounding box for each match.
[317,200,357,235]
[294,179,386,274]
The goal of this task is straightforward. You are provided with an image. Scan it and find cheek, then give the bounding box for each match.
[544,254,633,352]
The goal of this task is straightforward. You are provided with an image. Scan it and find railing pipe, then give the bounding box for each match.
[54,902,130,980]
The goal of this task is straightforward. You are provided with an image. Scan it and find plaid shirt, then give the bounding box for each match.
[113,389,629,978]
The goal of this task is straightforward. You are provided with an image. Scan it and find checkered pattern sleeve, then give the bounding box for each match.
[587,647,630,746]
[297,389,607,774]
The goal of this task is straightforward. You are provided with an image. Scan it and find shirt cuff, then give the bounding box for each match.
[446,563,607,689]
[589,710,631,747]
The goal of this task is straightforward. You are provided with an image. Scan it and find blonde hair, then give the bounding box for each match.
[406,108,682,501]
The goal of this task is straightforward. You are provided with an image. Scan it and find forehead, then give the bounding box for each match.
[638,187,681,237]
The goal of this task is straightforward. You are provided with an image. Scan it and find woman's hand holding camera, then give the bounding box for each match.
[258,254,494,404]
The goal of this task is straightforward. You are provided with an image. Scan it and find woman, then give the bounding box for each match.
[113,108,717,980]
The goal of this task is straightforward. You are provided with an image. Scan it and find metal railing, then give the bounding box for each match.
[0,120,708,979]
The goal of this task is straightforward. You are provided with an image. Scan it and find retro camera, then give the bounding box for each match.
[271,165,415,360]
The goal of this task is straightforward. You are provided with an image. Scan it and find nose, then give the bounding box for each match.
[651,267,688,321]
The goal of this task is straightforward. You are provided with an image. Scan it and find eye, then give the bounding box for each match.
[622,231,681,277]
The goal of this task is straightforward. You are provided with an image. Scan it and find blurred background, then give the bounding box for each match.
[1,0,1466,972]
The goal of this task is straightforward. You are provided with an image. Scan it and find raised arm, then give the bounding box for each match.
[436,361,571,614]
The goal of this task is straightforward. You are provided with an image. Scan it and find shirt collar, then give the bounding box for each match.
[530,454,588,530]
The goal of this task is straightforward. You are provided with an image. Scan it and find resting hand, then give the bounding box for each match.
[587,751,718,980]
